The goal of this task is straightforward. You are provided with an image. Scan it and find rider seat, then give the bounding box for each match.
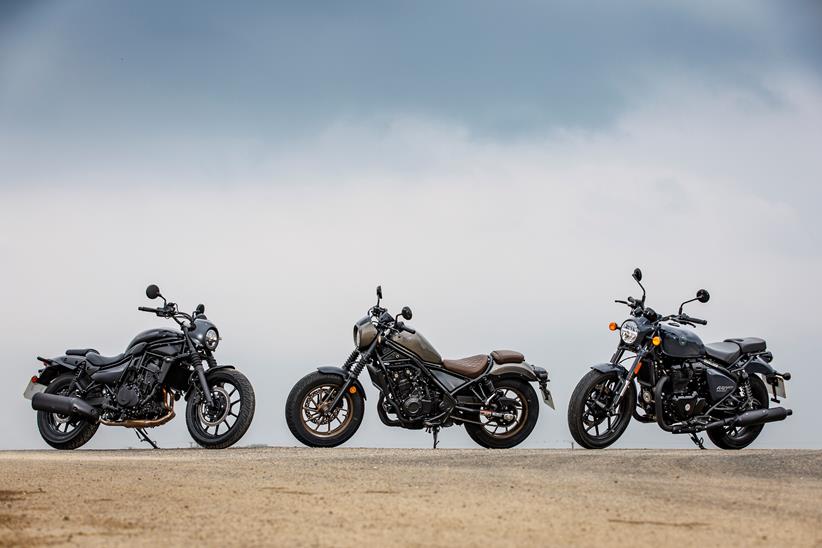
[66,348,98,356]
[442,355,489,378]
[491,350,525,364]
[724,337,767,354]
[85,352,127,368]
[704,342,741,364]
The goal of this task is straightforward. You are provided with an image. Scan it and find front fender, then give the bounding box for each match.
[185,365,236,401]
[317,366,367,400]
[591,362,628,380]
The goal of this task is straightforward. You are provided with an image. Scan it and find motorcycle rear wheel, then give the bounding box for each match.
[706,375,769,450]
[464,378,539,449]
[36,373,99,450]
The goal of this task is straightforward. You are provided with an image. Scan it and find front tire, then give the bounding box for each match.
[186,369,255,449]
[568,369,634,449]
[36,374,99,450]
[285,372,364,447]
[707,375,769,450]
[464,378,540,449]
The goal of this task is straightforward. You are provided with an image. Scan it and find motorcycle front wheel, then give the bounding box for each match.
[285,372,364,447]
[567,369,634,449]
[186,369,256,449]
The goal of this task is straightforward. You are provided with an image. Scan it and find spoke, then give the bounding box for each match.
[594,422,600,436]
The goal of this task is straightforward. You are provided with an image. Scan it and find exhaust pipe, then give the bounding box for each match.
[707,407,792,430]
[31,393,99,422]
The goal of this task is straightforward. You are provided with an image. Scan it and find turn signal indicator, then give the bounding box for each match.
[652,336,662,346]
[609,322,618,331]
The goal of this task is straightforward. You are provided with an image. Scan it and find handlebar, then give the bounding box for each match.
[396,322,416,335]
[680,314,707,325]
[138,306,163,315]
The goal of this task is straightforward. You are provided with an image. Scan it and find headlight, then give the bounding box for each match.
[620,321,639,345]
[353,325,361,348]
[205,329,219,350]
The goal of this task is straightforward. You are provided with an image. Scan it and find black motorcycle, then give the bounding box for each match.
[568,268,792,450]
[23,285,255,450]
[285,286,554,448]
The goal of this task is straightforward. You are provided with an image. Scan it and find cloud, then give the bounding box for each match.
[1,75,820,448]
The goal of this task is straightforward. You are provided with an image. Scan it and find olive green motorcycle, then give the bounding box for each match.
[285,286,553,448]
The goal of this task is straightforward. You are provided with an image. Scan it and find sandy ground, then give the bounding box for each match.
[0,448,820,547]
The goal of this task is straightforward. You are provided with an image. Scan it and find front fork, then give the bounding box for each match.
[610,347,647,410]
[325,342,375,412]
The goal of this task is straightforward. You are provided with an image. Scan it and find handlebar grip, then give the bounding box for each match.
[690,318,707,325]
[396,322,416,335]
[138,306,157,313]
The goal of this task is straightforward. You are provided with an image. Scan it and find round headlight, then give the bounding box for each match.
[620,321,639,345]
[205,329,219,350]
[353,325,361,348]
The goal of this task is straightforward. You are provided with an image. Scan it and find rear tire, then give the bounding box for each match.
[707,376,769,450]
[36,374,99,450]
[464,378,539,449]
[568,369,634,449]
[285,372,364,447]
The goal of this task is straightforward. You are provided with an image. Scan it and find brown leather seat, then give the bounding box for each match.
[491,350,525,364]
[442,355,489,378]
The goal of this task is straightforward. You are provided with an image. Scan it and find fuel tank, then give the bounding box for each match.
[389,329,442,364]
[660,323,705,359]
[126,328,183,350]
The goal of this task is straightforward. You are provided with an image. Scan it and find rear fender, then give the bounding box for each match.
[317,366,367,400]
[488,361,538,382]
[743,356,777,377]
[591,362,629,380]
[35,355,87,385]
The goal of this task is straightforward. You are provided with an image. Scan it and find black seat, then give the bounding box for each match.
[86,352,126,367]
[704,342,741,364]
[724,337,766,354]
[66,348,98,356]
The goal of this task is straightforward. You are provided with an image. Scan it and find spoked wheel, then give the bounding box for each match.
[465,378,540,449]
[568,370,634,449]
[186,369,255,449]
[707,375,769,450]
[36,374,99,450]
[285,372,364,447]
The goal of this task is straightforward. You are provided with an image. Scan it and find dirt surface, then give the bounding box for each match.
[0,448,820,547]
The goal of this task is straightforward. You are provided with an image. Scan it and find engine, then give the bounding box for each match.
[110,358,166,419]
[389,366,441,420]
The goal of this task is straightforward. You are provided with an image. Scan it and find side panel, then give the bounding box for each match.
[743,356,777,376]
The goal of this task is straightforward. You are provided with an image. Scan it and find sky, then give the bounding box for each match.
[1,1,821,450]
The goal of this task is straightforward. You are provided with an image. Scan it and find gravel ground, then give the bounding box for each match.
[0,448,820,547]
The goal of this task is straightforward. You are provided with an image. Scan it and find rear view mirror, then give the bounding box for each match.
[632,268,643,282]
[697,289,710,303]
[401,306,413,320]
[376,286,383,299]
[195,304,205,315]
[146,284,161,300]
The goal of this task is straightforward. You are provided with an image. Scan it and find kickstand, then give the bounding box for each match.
[689,433,706,450]
[426,426,441,449]
[135,428,159,449]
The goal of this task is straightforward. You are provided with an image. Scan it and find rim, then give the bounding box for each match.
[195,381,243,437]
[480,386,528,438]
[580,377,626,440]
[722,393,763,440]
[45,384,83,437]
[300,384,353,438]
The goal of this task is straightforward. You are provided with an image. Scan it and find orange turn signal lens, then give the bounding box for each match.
[609,322,618,331]
[652,336,662,346]
[348,386,357,394]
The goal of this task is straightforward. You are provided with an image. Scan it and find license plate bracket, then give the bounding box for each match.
[23,380,46,400]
